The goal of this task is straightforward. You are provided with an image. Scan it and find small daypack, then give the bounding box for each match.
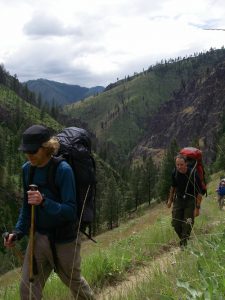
[179,147,207,196]
[29,127,97,241]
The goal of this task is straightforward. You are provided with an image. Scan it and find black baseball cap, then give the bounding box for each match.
[18,125,51,153]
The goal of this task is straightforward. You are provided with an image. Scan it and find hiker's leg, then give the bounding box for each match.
[217,195,221,209]
[20,233,53,300]
[56,235,94,300]
[172,204,184,239]
[219,196,224,209]
[181,205,195,244]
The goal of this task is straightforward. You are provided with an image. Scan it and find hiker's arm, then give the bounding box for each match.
[195,171,205,195]
[194,170,203,216]
[14,165,31,239]
[195,193,202,208]
[14,201,30,239]
[167,187,176,208]
[194,193,202,217]
[41,162,77,222]
[167,169,177,208]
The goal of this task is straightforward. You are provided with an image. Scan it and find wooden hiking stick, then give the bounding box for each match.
[28,184,37,299]
[29,204,35,282]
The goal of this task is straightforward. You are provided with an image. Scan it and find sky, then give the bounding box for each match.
[0,0,225,88]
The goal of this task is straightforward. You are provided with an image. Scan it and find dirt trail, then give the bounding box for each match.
[86,203,176,300]
[97,247,179,300]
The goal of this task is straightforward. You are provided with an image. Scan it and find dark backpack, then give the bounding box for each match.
[179,147,207,196]
[29,127,97,242]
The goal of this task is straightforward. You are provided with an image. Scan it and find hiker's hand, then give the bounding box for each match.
[27,190,44,206]
[194,207,200,217]
[4,233,16,248]
[167,187,175,208]
[167,199,173,208]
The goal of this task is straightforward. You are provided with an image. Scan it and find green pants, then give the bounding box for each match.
[20,232,94,300]
[172,197,195,243]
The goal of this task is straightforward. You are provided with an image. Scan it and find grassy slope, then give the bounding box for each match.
[114,173,225,300]
[1,171,224,299]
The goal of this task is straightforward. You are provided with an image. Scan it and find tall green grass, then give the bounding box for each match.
[0,213,174,299]
[82,216,174,289]
[116,222,225,300]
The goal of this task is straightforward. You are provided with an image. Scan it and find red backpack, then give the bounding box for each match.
[179,147,207,195]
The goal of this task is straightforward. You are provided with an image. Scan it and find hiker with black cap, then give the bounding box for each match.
[3,124,94,300]
[167,154,203,248]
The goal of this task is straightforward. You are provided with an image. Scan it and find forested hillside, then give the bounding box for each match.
[132,59,225,165]
[65,48,225,168]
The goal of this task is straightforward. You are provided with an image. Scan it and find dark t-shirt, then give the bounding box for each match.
[171,167,202,199]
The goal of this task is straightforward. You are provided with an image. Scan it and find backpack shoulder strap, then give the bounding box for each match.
[28,164,36,190]
[47,156,65,199]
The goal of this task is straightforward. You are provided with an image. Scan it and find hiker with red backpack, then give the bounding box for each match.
[167,152,204,248]
[3,125,94,300]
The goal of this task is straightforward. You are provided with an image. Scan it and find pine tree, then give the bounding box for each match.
[0,64,6,84]
[129,166,142,211]
[156,140,179,201]
[143,156,158,205]
[213,136,225,171]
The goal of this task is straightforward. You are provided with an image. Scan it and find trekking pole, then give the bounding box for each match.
[28,184,38,300]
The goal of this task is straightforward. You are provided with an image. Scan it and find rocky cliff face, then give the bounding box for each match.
[132,62,225,164]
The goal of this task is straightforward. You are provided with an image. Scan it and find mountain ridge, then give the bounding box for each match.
[24,78,105,106]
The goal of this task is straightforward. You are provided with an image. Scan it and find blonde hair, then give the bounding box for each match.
[42,137,60,156]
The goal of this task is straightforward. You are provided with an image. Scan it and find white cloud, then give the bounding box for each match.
[0,0,225,87]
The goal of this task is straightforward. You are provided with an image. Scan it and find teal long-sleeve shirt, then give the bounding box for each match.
[15,159,77,239]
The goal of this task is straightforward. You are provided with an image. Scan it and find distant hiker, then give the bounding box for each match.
[216,178,225,210]
[167,154,203,248]
[3,125,94,300]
